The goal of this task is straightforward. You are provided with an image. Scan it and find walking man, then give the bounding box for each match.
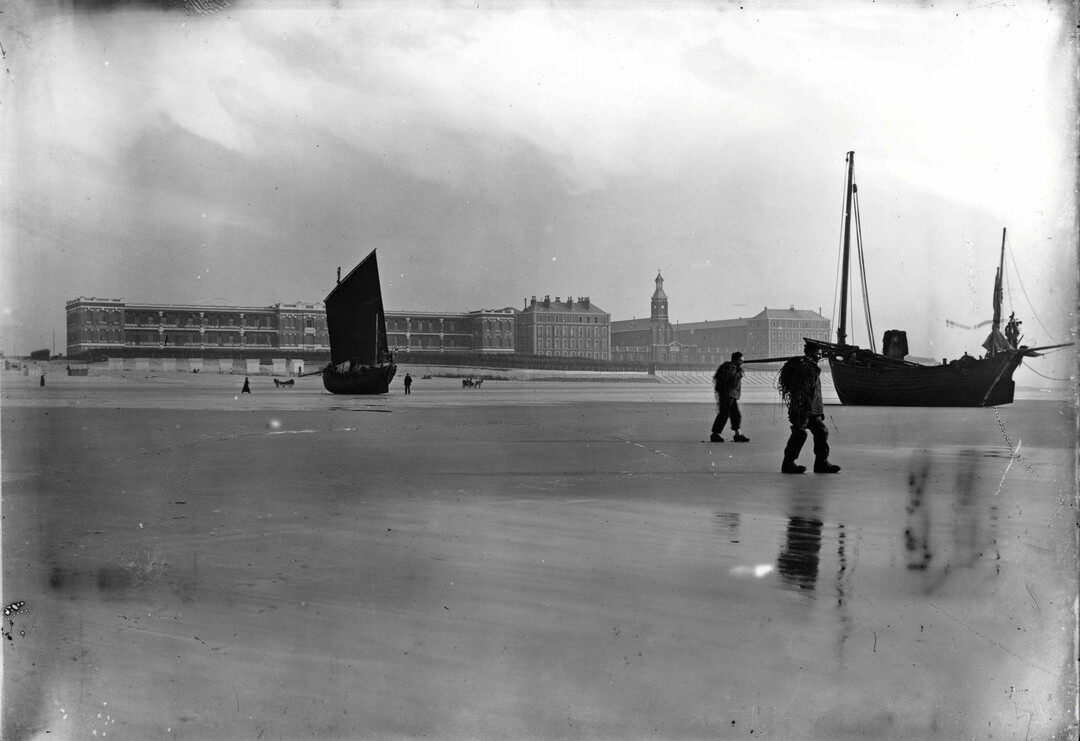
[241,376,251,394]
[710,351,749,443]
[777,344,840,474]
[403,373,413,394]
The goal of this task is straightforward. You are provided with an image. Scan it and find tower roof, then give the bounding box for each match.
[652,271,667,300]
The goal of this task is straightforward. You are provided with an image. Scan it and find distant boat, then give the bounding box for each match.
[807,151,1070,407]
[321,250,397,395]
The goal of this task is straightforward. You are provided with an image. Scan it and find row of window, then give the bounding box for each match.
[77,332,284,347]
[768,321,828,329]
[73,312,319,329]
[531,325,607,338]
[538,351,609,359]
[529,314,607,324]
[385,335,513,349]
[280,316,319,329]
[534,338,608,351]
[387,320,470,333]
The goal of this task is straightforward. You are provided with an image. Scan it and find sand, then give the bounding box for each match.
[2,370,1077,739]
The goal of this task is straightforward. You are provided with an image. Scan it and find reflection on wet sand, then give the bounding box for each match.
[715,511,740,543]
[777,514,824,592]
[905,447,1002,593]
[2,372,1074,740]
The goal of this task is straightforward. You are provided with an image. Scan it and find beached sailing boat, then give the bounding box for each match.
[805,151,1070,407]
[321,249,397,395]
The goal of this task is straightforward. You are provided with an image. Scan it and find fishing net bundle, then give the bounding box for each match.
[776,358,818,416]
[713,361,733,400]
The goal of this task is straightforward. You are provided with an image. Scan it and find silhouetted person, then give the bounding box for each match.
[777,344,839,474]
[40,373,45,388]
[710,351,749,442]
[241,377,251,394]
[403,373,412,394]
[1005,312,1023,349]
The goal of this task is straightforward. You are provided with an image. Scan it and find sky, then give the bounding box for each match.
[2,0,1077,383]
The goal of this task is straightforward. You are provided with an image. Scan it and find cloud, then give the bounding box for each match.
[2,1,1074,361]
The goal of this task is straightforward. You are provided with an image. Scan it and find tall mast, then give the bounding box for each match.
[837,151,856,346]
[991,227,1005,335]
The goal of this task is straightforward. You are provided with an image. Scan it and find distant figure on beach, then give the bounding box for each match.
[403,373,412,394]
[40,372,45,388]
[777,344,840,474]
[242,377,251,394]
[710,351,749,443]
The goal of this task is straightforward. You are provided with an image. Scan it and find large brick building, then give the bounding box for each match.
[516,295,611,360]
[65,297,329,360]
[66,274,824,368]
[611,273,831,367]
[385,307,518,354]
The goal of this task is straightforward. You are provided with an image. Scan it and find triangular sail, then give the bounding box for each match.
[324,250,389,368]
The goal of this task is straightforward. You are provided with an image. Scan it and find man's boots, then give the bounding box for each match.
[781,459,806,474]
[814,460,841,473]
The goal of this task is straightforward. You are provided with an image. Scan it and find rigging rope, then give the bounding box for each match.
[1005,236,1062,344]
[1022,364,1075,382]
[853,190,876,352]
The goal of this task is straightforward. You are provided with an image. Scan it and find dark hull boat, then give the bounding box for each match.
[322,362,396,395]
[810,152,1068,407]
[321,250,397,395]
[809,338,1027,407]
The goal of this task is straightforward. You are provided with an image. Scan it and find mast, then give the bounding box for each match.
[991,227,1005,336]
[982,228,1008,357]
[837,151,856,346]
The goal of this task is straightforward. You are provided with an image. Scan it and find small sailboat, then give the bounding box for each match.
[321,249,397,395]
[807,151,1070,407]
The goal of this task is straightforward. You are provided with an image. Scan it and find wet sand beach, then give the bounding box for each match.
[2,371,1077,739]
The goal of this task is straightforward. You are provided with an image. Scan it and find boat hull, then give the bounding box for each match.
[321,363,397,395]
[827,352,1023,407]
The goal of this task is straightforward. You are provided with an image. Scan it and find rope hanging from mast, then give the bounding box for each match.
[1005,237,1062,345]
[853,186,876,353]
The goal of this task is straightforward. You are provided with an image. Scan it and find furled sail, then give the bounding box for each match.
[982,329,1011,355]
